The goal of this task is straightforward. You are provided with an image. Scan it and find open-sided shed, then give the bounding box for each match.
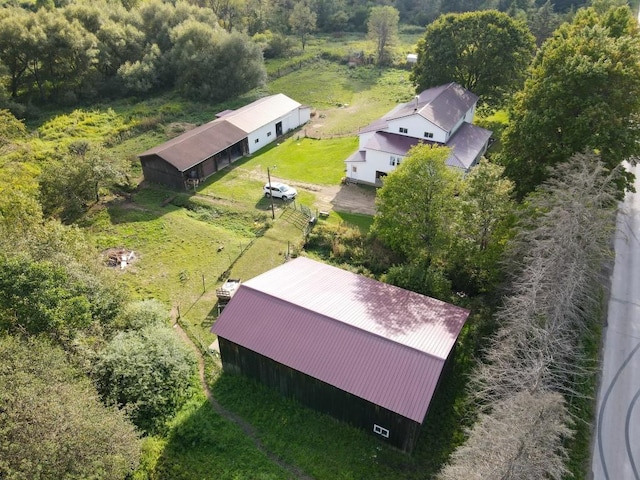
[211,257,470,452]
[138,94,310,189]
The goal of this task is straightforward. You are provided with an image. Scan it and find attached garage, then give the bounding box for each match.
[211,257,470,452]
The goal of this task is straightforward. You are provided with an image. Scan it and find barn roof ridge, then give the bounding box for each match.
[240,283,449,362]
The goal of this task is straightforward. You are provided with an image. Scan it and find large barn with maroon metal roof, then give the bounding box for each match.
[211,257,470,452]
[138,94,310,190]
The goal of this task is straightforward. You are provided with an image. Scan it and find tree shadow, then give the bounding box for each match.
[154,396,289,479]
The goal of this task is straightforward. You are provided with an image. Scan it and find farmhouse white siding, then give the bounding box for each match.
[345,83,492,185]
[386,116,447,144]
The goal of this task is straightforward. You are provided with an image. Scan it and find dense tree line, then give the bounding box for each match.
[0,0,576,112]
[0,0,265,108]
[500,3,640,197]
[0,117,198,478]
[438,154,620,479]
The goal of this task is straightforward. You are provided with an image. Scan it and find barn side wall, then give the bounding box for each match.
[139,155,185,190]
[218,337,422,452]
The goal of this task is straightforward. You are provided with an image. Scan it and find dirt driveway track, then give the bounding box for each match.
[272,176,377,216]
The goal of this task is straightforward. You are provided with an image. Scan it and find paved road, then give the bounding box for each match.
[592,163,640,479]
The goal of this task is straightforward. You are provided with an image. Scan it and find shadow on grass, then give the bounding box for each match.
[154,394,290,480]
[210,365,473,480]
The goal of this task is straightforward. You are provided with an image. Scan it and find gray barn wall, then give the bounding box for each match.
[218,337,423,452]
[140,156,185,190]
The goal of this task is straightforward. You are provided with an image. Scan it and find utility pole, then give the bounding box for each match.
[267,166,275,220]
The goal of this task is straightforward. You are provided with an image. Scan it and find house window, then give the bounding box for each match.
[267,132,272,137]
[373,424,390,438]
[399,127,408,134]
[352,166,357,173]
[424,132,433,139]
[396,158,401,165]
[254,138,259,144]
[390,156,396,166]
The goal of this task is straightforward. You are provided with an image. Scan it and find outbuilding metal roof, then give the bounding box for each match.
[138,121,247,172]
[222,94,303,133]
[212,257,470,423]
[138,94,303,172]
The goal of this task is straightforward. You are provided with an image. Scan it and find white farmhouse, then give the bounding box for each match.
[345,83,492,186]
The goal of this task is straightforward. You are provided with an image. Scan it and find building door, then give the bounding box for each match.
[276,121,283,137]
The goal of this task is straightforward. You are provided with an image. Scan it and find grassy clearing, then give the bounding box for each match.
[333,212,375,233]
[149,392,292,480]
[269,64,414,136]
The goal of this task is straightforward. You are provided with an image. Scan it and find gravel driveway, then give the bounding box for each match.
[272,177,377,216]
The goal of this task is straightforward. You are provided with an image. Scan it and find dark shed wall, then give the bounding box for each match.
[218,337,422,452]
[140,156,185,190]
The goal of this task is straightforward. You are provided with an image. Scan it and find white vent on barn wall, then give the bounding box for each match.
[373,424,390,438]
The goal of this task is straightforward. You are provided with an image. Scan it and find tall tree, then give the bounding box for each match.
[527,0,563,47]
[0,8,33,98]
[372,144,459,258]
[29,9,99,102]
[0,335,141,480]
[500,5,640,197]
[447,160,516,294]
[289,1,316,50]
[94,324,197,434]
[411,10,535,109]
[0,256,92,339]
[40,141,126,221]
[367,5,399,65]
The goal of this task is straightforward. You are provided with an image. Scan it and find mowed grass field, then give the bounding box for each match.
[59,31,487,478]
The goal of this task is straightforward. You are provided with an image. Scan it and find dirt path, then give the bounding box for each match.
[171,311,313,480]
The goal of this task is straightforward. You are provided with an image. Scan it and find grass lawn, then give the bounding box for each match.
[148,391,292,480]
[269,64,414,136]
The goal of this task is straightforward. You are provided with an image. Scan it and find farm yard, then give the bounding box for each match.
[64,39,486,476]
[1,0,632,475]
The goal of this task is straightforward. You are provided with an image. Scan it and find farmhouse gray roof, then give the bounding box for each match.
[138,94,303,172]
[385,83,478,133]
[211,257,470,423]
[446,122,492,170]
[364,131,426,156]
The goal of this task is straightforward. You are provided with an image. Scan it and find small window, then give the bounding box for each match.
[396,158,401,165]
[390,156,396,166]
[373,424,389,438]
[267,132,272,137]
[399,127,408,134]
[352,166,357,173]
[254,138,259,144]
[424,132,433,139]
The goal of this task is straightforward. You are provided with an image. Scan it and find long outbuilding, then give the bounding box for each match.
[138,94,310,190]
[211,257,470,452]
